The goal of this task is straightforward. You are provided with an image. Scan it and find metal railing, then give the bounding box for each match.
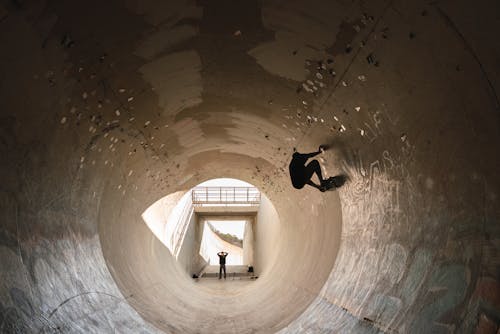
[191,187,261,205]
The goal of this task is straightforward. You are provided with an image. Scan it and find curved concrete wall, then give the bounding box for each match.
[254,193,281,276]
[1,0,499,333]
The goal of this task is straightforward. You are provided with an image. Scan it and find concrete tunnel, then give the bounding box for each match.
[0,0,499,333]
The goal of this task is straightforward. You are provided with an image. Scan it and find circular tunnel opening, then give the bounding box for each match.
[98,166,343,332]
[141,178,282,289]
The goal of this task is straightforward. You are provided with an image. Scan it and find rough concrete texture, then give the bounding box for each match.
[0,0,499,333]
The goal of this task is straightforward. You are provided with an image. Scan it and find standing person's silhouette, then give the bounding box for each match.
[289,145,335,192]
[217,251,228,279]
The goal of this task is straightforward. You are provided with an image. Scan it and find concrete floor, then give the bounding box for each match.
[0,0,499,333]
[194,274,258,296]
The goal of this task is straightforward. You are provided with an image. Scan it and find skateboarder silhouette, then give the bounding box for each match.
[289,145,345,192]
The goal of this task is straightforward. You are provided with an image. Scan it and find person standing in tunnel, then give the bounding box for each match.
[217,251,228,279]
[289,145,344,192]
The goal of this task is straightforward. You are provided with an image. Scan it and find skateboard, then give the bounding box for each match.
[322,176,346,191]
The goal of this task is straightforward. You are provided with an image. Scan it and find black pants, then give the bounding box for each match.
[219,264,226,279]
[291,159,324,189]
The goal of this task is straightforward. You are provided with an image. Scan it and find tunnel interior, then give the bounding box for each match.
[1,0,499,333]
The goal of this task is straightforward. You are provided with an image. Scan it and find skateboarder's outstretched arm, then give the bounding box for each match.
[294,146,326,159]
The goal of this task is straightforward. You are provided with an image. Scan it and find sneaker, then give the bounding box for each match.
[320,179,331,190]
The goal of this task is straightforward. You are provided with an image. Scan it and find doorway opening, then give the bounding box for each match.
[200,220,246,265]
